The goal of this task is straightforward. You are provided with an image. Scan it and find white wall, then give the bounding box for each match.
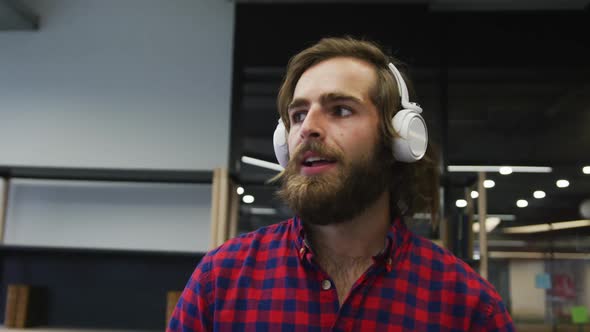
[509,260,546,321]
[5,178,212,252]
[0,0,234,170]
[0,1,235,252]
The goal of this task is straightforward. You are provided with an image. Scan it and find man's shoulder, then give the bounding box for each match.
[198,218,294,273]
[407,233,503,303]
[400,232,513,329]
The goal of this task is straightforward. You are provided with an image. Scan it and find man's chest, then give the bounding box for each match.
[211,270,472,332]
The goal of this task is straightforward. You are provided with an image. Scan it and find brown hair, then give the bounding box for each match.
[276,37,440,225]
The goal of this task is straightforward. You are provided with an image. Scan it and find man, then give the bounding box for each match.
[168,37,514,331]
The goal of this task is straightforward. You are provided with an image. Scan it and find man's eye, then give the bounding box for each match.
[334,106,352,117]
[292,112,307,123]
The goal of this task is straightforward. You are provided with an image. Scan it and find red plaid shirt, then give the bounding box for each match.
[168,217,514,331]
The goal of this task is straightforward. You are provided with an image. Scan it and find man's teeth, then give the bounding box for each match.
[305,157,327,163]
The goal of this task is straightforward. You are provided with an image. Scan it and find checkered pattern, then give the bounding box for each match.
[167,217,514,331]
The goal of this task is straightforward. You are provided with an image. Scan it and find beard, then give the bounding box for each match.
[277,138,393,226]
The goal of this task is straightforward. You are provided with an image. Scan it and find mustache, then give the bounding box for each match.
[290,140,343,165]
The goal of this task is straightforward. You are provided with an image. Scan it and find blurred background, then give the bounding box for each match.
[0,0,589,331]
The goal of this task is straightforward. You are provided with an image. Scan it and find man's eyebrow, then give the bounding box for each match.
[288,92,363,111]
[320,92,363,105]
[287,98,308,111]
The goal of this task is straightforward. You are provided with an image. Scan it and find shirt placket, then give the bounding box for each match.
[331,257,393,332]
[299,245,341,330]
[295,220,398,332]
[319,276,340,330]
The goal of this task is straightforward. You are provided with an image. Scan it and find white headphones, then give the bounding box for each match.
[273,62,428,168]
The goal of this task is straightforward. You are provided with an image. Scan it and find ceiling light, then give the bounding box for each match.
[483,180,495,188]
[242,195,255,204]
[556,179,570,188]
[241,156,283,172]
[236,187,244,195]
[533,190,546,199]
[456,199,468,208]
[499,167,513,175]
[583,166,590,174]
[448,165,552,173]
[516,199,528,208]
[471,191,479,199]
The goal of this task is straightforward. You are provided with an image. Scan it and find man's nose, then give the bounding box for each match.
[299,107,326,141]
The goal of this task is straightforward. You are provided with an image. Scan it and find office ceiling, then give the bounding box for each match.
[236,0,590,11]
[231,3,590,240]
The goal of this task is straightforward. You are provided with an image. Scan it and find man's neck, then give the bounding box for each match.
[305,191,391,264]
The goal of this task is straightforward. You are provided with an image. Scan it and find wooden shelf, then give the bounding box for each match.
[0,244,204,258]
[0,166,212,184]
[0,166,216,330]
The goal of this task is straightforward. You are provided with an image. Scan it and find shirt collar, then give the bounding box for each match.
[292,216,409,269]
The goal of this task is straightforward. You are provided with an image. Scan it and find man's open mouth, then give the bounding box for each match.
[301,156,336,167]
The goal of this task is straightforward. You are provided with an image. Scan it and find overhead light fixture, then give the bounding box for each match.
[533,190,546,199]
[503,219,590,234]
[516,199,528,208]
[556,179,570,188]
[503,223,551,234]
[550,219,590,231]
[456,199,468,208]
[473,217,501,233]
[471,190,479,199]
[483,180,495,188]
[486,240,527,247]
[242,195,255,204]
[499,167,513,175]
[474,214,516,221]
[249,207,277,215]
[236,187,245,195]
[488,251,590,260]
[583,166,590,174]
[448,165,552,173]
[241,156,284,172]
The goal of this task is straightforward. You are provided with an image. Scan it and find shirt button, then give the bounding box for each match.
[321,279,332,290]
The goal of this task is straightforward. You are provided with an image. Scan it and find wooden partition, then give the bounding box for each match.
[209,168,239,249]
[0,177,8,243]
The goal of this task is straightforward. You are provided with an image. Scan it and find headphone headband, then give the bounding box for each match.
[272,60,428,167]
[388,63,422,113]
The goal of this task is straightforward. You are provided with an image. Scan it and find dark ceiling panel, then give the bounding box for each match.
[0,0,38,30]
[232,3,590,232]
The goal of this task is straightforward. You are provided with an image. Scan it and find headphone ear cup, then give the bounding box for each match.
[273,120,289,168]
[391,109,428,162]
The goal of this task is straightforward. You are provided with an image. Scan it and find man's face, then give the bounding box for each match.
[278,57,393,225]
